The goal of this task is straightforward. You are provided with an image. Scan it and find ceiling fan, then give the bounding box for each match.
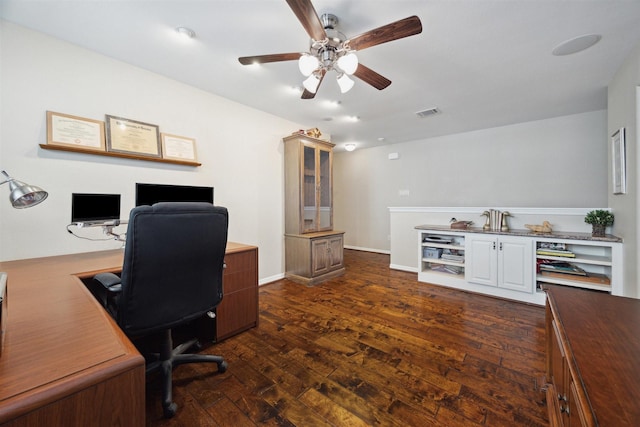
[238,0,422,99]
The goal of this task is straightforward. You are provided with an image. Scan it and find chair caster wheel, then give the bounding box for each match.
[163,402,177,418]
[218,360,228,373]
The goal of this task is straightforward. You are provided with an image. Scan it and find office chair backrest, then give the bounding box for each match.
[118,202,228,336]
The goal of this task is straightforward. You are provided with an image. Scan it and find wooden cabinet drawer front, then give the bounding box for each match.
[216,287,258,340]
[224,249,257,275]
[224,270,257,294]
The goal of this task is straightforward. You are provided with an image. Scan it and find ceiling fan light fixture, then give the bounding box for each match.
[337,52,358,75]
[298,54,320,76]
[303,74,321,93]
[336,73,354,93]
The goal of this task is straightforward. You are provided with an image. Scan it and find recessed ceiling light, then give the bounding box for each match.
[552,34,601,56]
[344,115,360,122]
[175,27,196,39]
[322,100,341,109]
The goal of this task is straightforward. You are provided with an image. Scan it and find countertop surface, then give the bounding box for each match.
[415,224,622,243]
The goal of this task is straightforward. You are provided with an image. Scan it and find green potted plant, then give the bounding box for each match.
[584,209,614,236]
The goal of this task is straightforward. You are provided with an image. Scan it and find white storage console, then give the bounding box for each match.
[416,226,623,305]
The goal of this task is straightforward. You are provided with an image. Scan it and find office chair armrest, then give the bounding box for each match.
[92,272,122,316]
[93,272,122,293]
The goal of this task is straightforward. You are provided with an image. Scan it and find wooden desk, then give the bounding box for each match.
[0,242,258,426]
[543,285,640,426]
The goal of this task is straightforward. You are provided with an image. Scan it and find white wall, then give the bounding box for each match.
[607,40,640,298]
[0,21,302,284]
[334,110,608,253]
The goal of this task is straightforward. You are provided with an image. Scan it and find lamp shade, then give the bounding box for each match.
[302,74,321,93]
[1,171,48,209]
[337,52,358,75]
[336,73,354,93]
[298,54,320,76]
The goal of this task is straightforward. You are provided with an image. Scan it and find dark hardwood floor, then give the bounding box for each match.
[145,249,548,426]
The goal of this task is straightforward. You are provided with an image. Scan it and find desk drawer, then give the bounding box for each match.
[224,249,257,275]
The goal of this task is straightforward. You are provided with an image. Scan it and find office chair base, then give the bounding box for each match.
[147,331,227,418]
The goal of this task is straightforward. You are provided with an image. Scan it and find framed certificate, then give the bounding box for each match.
[105,115,161,158]
[161,133,198,161]
[46,111,105,151]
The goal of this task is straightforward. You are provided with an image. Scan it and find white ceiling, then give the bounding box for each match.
[3,1,640,151]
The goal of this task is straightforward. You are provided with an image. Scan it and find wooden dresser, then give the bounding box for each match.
[543,285,640,426]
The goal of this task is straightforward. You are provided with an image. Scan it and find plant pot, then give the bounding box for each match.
[592,224,606,237]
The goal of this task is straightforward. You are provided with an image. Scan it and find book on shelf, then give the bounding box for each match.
[539,261,586,276]
[536,249,576,258]
[429,264,463,275]
[540,270,611,285]
[538,242,567,250]
[441,254,465,263]
[423,236,453,244]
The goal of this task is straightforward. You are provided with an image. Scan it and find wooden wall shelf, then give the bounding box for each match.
[39,144,202,167]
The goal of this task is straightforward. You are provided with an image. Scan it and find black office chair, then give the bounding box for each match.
[93,202,229,418]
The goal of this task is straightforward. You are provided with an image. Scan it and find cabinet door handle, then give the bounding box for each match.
[492,242,496,250]
[499,242,503,251]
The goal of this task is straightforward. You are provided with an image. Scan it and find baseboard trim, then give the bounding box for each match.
[390,264,418,273]
[344,245,390,255]
[259,273,284,286]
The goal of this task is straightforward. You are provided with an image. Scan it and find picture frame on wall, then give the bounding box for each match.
[161,133,198,162]
[46,111,106,152]
[612,128,626,195]
[105,115,161,158]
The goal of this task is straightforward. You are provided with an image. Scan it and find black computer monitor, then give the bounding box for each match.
[71,193,121,223]
[135,183,214,206]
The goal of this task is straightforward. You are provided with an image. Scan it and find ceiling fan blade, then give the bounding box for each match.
[238,52,301,65]
[301,89,316,99]
[353,64,392,90]
[301,69,326,99]
[285,0,327,41]
[347,16,422,51]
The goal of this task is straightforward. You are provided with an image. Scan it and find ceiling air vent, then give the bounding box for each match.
[415,108,440,118]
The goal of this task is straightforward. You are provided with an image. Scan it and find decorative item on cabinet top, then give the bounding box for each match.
[584,209,614,237]
[42,111,201,166]
[525,221,552,233]
[480,209,510,231]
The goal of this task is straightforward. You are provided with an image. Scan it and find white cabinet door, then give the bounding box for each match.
[466,235,498,287]
[466,234,533,293]
[498,236,533,292]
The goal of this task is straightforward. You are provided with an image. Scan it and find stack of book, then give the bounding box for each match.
[536,242,575,258]
[430,264,464,275]
[536,248,575,258]
[441,250,464,263]
[538,260,610,285]
[539,261,585,276]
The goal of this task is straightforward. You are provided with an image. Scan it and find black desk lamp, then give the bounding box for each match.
[0,170,48,208]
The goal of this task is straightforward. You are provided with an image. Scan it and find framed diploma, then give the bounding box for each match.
[161,133,198,162]
[46,111,106,151]
[105,115,161,158]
